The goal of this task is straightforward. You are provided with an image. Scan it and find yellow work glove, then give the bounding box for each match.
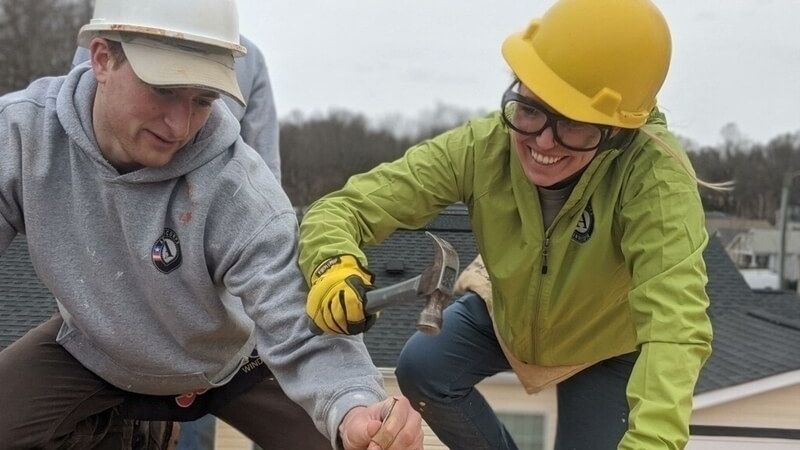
[307,255,376,335]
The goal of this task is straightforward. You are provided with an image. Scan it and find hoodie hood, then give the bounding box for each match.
[56,62,241,184]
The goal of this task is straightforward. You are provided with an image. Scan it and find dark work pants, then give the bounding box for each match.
[0,315,331,450]
[396,293,636,450]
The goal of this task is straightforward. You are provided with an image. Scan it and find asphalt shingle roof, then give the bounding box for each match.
[698,236,800,393]
[2,205,799,394]
[0,236,56,350]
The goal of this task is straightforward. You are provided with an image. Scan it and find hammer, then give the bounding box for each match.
[308,232,460,336]
[363,231,459,335]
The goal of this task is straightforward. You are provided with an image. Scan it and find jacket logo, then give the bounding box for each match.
[571,203,594,244]
[152,228,182,273]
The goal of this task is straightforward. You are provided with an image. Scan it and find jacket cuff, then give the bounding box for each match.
[311,254,374,284]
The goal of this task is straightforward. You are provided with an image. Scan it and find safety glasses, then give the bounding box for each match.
[500,81,613,151]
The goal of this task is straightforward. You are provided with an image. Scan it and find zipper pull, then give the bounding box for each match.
[541,237,550,274]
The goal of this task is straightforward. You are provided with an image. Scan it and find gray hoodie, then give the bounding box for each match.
[0,64,384,445]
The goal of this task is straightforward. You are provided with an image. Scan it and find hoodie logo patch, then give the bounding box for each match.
[152,228,182,273]
[572,203,594,244]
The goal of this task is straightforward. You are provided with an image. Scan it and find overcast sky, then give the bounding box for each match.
[237,0,799,147]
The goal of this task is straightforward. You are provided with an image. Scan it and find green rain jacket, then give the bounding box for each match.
[298,110,712,449]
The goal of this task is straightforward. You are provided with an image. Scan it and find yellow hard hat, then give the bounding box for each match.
[502,0,671,128]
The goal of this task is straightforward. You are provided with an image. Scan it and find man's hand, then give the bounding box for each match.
[339,396,424,450]
[307,255,376,334]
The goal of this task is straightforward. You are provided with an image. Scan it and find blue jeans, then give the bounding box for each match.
[396,293,636,450]
[175,415,215,450]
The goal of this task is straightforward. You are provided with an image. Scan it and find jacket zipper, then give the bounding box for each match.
[530,232,550,363]
[530,149,618,363]
[541,237,550,274]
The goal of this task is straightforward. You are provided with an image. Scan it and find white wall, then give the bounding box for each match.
[693,384,800,428]
[687,436,800,450]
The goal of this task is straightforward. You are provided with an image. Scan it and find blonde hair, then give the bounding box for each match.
[638,127,734,191]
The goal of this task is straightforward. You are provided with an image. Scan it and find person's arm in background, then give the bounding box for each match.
[617,125,713,449]
[232,35,281,182]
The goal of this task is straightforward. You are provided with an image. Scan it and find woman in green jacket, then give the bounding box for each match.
[298,0,714,448]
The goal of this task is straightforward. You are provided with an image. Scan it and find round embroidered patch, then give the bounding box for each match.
[152,228,183,273]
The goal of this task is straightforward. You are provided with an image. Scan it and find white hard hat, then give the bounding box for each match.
[78,0,247,106]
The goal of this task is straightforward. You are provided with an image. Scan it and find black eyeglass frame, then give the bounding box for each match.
[500,81,614,152]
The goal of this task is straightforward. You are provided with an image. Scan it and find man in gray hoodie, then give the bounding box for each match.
[75,32,283,450]
[0,1,422,449]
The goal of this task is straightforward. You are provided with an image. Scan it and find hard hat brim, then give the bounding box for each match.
[121,36,246,107]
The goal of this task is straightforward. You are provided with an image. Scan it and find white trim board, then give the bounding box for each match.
[380,368,800,408]
[694,370,800,409]
[379,368,520,385]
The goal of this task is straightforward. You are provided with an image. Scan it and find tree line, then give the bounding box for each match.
[686,125,800,222]
[0,0,92,94]
[2,0,798,222]
[281,110,800,223]
[279,105,480,207]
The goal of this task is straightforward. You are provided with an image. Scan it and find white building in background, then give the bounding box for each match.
[726,224,800,285]
[740,268,781,290]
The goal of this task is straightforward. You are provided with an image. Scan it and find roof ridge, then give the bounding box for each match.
[746,310,800,332]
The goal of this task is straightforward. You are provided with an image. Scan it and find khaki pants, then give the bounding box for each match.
[0,315,331,450]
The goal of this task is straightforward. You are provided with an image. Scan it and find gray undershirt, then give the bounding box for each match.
[537,180,578,229]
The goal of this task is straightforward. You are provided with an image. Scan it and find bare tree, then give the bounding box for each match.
[691,130,800,221]
[280,109,414,206]
[0,0,93,95]
[282,110,800,216]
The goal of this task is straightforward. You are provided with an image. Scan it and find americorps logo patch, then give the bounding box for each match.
[572,202,594,244]
[152,228,182,273]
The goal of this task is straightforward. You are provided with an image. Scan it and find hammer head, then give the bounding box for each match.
[416,231,460,335]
